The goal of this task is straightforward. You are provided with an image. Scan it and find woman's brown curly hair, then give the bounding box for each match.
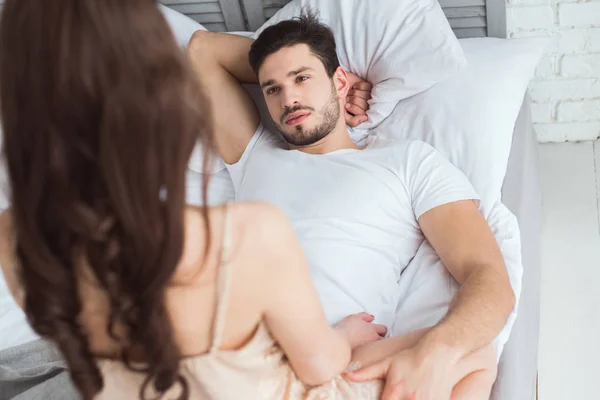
[0,0,215,398]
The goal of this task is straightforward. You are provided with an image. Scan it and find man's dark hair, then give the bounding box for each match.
[249,9,340,77]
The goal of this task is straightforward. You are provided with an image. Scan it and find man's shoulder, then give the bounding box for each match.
[365,137,435,156]
[230,124,286,166]
[363,138,452,177]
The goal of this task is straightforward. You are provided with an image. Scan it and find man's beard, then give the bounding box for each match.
[277,85,340,147]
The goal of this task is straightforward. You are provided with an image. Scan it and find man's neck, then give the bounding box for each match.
[288,125,360,155]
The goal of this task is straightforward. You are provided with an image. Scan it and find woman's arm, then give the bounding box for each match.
[256,203,384,386]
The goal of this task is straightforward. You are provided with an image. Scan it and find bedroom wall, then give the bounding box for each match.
[506,0,600,143]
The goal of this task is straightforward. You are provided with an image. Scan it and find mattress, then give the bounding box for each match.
[493,94,541,400]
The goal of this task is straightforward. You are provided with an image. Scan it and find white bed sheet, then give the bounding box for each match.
[0,271,38,350]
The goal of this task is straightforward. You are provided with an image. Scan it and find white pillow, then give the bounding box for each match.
[371,37,549,213]
[0,268,40,351]
[254,0,467,130]
[159,4,207,48]
[158,5,222,175]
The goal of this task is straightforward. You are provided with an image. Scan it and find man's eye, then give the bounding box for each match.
[297,76,309,83]
[266,87,279,95]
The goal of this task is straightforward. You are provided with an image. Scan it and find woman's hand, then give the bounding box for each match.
[334,312,388,349]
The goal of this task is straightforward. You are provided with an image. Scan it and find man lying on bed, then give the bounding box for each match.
[187,11,515,400]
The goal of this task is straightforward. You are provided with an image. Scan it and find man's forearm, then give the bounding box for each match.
[417,266,515,360]
[187,31,257,84]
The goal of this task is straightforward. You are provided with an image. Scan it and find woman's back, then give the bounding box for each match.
[0,203,290,398]
[77,203,265,361]
[85,203,298,399]
[0,202,380,399]
[0,0,230,395]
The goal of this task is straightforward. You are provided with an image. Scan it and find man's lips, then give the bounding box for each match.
[285,112,310,125]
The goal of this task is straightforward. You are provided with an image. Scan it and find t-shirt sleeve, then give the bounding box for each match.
[404,141,480,220]
[224,124,269,192]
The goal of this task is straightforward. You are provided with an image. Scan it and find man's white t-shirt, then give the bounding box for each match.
[227,125,479,328]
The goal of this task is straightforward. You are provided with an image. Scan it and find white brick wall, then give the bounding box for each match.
[535,122,600,142]
[561,54,600,77]
[558,100,600,121]
[559,3,600,27]
[590,28,600,50]
[528,79,600,101]
[507,0,600,142]
[507,6,554,31]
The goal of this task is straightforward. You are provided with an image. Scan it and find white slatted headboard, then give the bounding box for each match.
[160,0,246,32]
[159,0,506,38]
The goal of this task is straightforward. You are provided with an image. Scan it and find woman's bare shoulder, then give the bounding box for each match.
[219,201,298,262]
[175,201,291,282]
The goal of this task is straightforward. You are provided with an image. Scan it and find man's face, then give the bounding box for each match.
[258,44,342,146]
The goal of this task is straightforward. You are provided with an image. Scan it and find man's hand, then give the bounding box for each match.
[344,72,373,127]
[334,312,388,349]
[345,343,460,400]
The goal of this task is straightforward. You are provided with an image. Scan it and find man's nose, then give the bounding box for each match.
[280,87,300,109]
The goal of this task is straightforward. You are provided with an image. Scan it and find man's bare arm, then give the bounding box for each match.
[417,199,516,358]
[188,31,258,84]
[345,200,514,398]
[187,31,260,164]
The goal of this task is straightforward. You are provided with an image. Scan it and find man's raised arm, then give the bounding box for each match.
[187,31,260,164]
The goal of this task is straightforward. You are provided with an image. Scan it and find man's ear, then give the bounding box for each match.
[333,66,350,99]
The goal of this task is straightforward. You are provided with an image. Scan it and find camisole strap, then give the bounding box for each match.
[209,202,234,354]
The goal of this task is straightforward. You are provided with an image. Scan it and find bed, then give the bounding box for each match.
[171,1,542,398]
[159,1,543,399]
[0,1,541,399]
